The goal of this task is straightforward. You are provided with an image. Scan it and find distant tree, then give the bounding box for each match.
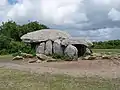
[0,20,49,55]
[0,21,49,41]
[19,21,49,39]
[93,40,120,49]
[0,34,12,50]
[8,41,35,54]
[0,21,20,41]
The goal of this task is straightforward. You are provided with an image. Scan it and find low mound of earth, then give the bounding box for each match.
[0,58,120,78]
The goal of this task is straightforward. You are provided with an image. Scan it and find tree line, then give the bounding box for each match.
[0,21,49,55]
[93,40,120,49]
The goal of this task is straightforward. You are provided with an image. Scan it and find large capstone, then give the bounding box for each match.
[61,37,93,47]
[64,45,78,59]
[53,39,63,55]
[45,40,53,55]
[36,42,45,54]
[21,29,70,43]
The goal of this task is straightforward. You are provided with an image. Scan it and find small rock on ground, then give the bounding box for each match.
[13,56,24,60]
[36,54,48,61]
[28,59,37,63]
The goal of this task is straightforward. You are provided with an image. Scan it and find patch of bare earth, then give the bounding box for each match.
[0,59,120,78]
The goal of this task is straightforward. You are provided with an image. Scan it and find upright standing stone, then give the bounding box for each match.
[45,40,53,55]
[64,45,78,59]
[85,48,92,55]
[36,42,45,54]
[53,39,63,55]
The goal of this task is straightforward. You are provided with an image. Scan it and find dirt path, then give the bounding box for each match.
[0,60,120,78]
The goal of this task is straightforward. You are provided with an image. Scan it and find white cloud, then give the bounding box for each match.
[1,0,120,40]
[108,8,120,21]
[0,0,8,6]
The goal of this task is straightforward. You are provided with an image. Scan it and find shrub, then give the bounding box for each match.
[8,41,35,54]
[0,20,49,55]
[0,49,9,55]
[12,51,22,57]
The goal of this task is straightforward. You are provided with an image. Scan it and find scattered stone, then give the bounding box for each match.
[36,54,48,61]
[28,59,37,63]
[46,59,57,62]
[82,56,89,60]
[42,61,47,63]
[64,45,78,60]
[78,57,82,60]
[21,53,33,58]
[117,55,120,58]
[53,39,63,55]
[13,56,24,60]
[113,57,119,60]
[36,42,45,54]
[82,56,96,60]
[88,56,96,60]
[45,40,53,55]
[102,55,111,59]
[36,60,42,63]
[106,52,112,55]
[91,53,102,57]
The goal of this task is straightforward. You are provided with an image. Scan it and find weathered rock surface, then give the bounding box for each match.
[21,29,70,43]
[21,53,33,58]
[90,56,97,60]
[46,59,57,62]
[36,54,57,62]
[61,37,93,47]
[64,45,78,59]
[36,60,42,63]
[28,59,37,63]
[36,54,48,61]
[85,48,92,55]
[36,42,45,54]
[102,55,111,59]
[82,56,96,60]
[45,40,53,55]
[91,53,102,57]
[21,29,94,59]
[53,39,63,55]
[13,56,24,60]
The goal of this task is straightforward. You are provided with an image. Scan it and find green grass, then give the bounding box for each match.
[92,49,120,54]
[0,55,13,60]
[0,68,119,90]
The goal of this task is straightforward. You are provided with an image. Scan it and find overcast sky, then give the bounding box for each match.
[1,0,120,41]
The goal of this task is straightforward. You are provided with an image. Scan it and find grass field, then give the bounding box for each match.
[0,55,13,61]
[0,49,120,90]
[0,68,119,90]
[92,49,120,54]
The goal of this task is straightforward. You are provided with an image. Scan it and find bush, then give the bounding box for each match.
[0,34,11,49]
[8,41,35,54]
[0,20,49,55]
[0,39,36,55]
[93,40,120,49]
[12,51,22,57]
[0,49,9,55]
